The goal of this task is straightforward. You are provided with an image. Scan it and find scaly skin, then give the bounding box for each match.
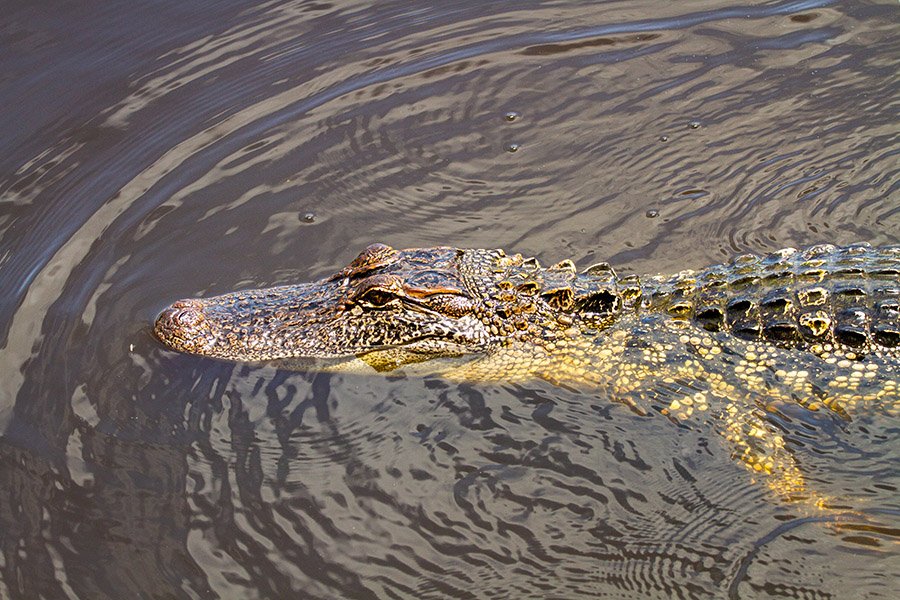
[156,243,900,501]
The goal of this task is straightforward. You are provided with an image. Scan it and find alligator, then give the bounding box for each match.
[156,243,899,501]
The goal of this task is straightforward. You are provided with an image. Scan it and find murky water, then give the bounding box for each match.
[2,1,898,598]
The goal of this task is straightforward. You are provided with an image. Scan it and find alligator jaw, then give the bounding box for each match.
[154,246,495,365]
[155,299,219,355]
[154,279,346,361]
[156,243,900,370]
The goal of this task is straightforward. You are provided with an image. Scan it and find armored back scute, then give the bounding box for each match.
[642,244,900,355]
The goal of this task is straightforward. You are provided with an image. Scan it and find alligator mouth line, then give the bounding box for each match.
[353,337,473,355]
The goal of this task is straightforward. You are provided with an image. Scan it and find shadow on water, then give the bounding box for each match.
[1,0,898,597]
[4,341,897,598]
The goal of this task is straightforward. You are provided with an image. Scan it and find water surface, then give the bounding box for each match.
[1,1,898,598]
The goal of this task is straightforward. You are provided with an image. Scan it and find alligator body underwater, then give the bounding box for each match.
[156,243,900,500]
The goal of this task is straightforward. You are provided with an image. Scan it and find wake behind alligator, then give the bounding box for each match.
[156,243,899,501]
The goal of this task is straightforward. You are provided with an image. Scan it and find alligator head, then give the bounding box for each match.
[156,244,560,372]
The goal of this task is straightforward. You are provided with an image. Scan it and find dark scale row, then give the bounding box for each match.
[640,244,900,350]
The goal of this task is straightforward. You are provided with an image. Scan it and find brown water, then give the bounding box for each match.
[1,1,898,598]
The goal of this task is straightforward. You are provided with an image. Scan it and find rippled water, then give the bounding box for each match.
[1,1,898,598]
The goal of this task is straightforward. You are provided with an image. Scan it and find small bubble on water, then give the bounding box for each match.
[659,135,669,142]
[505,143,520,153]
[646,209,660,218]
[301,212,316,223]
[504,111,520,122]
[689,121,701,129]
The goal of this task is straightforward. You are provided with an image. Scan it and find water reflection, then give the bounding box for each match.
[5,347,896,597]
[1,0,897,597]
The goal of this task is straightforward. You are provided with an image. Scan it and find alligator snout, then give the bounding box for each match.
[155,299,216,354]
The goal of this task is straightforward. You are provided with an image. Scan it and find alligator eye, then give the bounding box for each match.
[358,288,397,307]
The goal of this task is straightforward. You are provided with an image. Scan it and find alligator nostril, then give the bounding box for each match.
[156,302,206,335]
[174,308,204,328]
[155,301,214,353]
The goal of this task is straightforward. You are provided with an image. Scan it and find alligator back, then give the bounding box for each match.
[640,243,900,355]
